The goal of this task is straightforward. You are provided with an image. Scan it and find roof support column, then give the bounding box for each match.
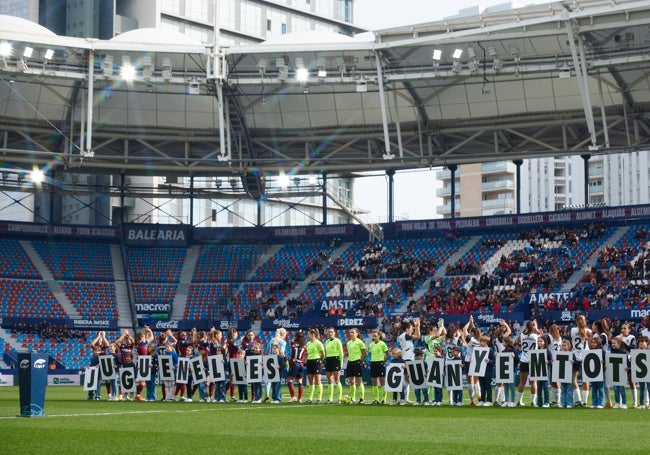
[120,173,125,226]
[321,171,327,225]
[85,50,94,156]
[448,164,458,219]
[387,169,395,224]
[189,174,194,227]
[392,86,403,159]
[598,76,610,148]
[622,90,631,146]
[375,53,392,157]
[565,18,597,148]
[216,82,228,161]
[582,154,591,206]
[513,159,523,214]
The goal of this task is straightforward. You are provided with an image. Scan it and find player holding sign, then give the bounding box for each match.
[462,316,482,406]
[267,344,284,403]
[386,348,407,405]
[617,323,638,408]
[84,346,102,400]
[495,336,517,407]
[397,318,420,403]
[476,336,495,406]
[570,315,592,407]
[517,320,539,407]
[287,331,307,403]
[159,341,178,402]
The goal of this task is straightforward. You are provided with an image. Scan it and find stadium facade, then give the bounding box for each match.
[436,152,650,217]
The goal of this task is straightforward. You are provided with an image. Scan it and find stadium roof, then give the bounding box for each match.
[1,0,650,184]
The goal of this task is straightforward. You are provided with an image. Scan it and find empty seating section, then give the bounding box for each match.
[62,281,118,320]
[318,246,365,281]
[185,284,232,319]
[6,330,122,371]
[0,239,40,279]
[125,247,184,323]
[226,243,332,319]
[55,336,90,370]
[0,279,67,318]
[448,233,518,276]
[251,243,329,281]
[193,245,258,282]
[32,240,114,281]
[236,282,292,319]
[31,240,121,320]
[131,283,177,304]
[126,247,185,282]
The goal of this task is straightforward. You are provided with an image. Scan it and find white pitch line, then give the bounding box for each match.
[0,404,315,420]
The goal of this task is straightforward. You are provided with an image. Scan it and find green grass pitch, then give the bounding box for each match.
[0,386,649,454]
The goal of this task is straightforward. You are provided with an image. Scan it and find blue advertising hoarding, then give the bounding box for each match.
[18,352,48,417]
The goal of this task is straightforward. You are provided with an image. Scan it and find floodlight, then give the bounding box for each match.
[188,78,200,95]
[120,56,135,80]
[23,47,33,58]
[432,49,442,61]
[452,48,463,59]
[294,58,308,82]
[102,55,114,77]
[162,57,172,80]
[44,49,54,60]
[0,41,12,57]
[29,167,45,184]
[296,66,309,82]
[316,57,326,78]
[509,45,520,62]
[277,172,290,188]
[142,55,153,79]
[258,58,267,73]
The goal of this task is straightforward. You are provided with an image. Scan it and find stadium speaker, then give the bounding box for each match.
[241,171,266,200]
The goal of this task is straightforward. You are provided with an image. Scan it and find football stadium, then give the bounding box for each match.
[2,1,650,453]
